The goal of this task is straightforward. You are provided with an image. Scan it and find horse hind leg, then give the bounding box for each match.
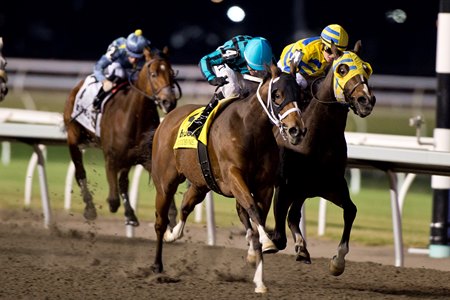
[164,184,207,242]
[118,169,139,226]
[68,144,97,221]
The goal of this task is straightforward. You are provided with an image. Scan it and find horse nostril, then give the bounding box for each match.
[288,126,300,137]
[357,96,368,105]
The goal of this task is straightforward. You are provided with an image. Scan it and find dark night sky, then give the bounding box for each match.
[0,0,440,76]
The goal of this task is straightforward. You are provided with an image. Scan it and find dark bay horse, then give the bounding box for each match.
[0,37,8,102]
[63,48,180,226]
[150,65,305,293]
[271,41,376,276]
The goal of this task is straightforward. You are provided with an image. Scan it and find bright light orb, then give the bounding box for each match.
[386,9,407,24]
[227,6,246,23]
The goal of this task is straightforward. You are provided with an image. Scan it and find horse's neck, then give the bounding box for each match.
[238,92,273,134]
[303,75,349,144]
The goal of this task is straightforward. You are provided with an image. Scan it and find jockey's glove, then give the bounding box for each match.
[209,76,228,87]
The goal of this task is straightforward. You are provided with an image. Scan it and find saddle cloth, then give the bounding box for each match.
[70,75,113,137]
[173,96,237,149]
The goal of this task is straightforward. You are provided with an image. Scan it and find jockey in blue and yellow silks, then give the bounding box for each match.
[278,24,349,89]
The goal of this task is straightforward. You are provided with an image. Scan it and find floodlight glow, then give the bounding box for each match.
[227,6,245,23]
[386,9,407,24]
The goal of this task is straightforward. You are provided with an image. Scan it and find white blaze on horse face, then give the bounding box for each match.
[360,74,370,95]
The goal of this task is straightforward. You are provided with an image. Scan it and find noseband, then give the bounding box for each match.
[129,58,182,105]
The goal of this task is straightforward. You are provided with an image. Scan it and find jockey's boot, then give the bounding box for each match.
[187,92,223,137]
[92,88,108,114]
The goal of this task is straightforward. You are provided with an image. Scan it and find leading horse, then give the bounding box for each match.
[271,41,376,276]
[150,65,305,293]
[63,48,180,226]
[0,37,8,102]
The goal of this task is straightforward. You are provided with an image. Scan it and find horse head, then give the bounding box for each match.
[136,47,181,113]
[329,40,376,117]
[260,64,306,145]
[0,37,8,102]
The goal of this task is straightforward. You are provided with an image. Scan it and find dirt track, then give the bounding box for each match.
[1,210,450,300]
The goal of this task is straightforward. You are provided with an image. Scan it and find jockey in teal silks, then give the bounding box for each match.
[92,29,151,113]
[187,35,274,136]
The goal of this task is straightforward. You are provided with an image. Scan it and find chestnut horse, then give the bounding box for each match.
[0,37,8,102]
[150,65,305,293]
[63,48,180,226]
[271,41,376,276]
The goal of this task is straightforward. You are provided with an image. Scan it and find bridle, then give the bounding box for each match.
[255,74,303,141]
[129,58,182,105]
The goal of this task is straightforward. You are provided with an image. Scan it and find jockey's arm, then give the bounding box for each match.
[199,49,226,82]
[93,55,112,82]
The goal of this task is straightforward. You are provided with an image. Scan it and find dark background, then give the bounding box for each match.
[0,0,440,76]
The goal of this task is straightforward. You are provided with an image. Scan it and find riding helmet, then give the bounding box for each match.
[320,24,348,51]
[243,37,273,71]
[126,29,149,58]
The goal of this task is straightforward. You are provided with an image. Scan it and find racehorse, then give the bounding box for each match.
[150,64,305,293]
[0,37,8,102]
[271,40,376,276]
[63,48,180,226]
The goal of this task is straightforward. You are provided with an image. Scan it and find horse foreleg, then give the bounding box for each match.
[252,238,267,293]
[69,144,96,220]
[104,158,120,213]
[271,185,294,250]
[327,185,357,276]
[236,202,256,265]
[118,170,139,226]
[287,200,311,263]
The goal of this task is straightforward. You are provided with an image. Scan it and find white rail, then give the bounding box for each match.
[2,108,450,267]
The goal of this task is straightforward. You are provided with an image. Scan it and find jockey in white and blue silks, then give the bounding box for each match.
[188,35,274,136]
[91,29,150,112]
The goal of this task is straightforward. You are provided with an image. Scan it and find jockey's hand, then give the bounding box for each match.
[102,79,115,92]
[209,76,228,87]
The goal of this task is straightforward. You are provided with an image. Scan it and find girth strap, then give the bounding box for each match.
[197,142,224,195]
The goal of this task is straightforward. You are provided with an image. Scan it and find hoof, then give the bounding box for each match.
[296,255,312,264]
[83,204,97,220]
[125,219,140,227]
[108,199,120,213]
[270,234,287,251]
[246,253,257,266]
[262,241,278,254]
[295,245,311,263]
[329,255,345,276]
[254,286,268,293]
[151,264,163,274]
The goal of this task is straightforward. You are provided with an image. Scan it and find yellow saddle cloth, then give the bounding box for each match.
[173,96,237,149]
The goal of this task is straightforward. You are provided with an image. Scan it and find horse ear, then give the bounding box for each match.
[353,40,362,55]
[330,41,341,57]
[163,46,170,56]
[144,47,152,61]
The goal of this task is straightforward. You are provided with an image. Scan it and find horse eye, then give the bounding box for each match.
[337,64,348,77]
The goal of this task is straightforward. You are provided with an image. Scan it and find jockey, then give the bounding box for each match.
[92,29,150,113]
[187,35,274,136]
[277,24,348,89]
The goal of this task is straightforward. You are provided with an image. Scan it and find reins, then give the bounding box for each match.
[128,58,182,105]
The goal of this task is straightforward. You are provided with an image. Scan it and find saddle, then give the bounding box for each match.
[71,76,128,136]
[173,96,238,194]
